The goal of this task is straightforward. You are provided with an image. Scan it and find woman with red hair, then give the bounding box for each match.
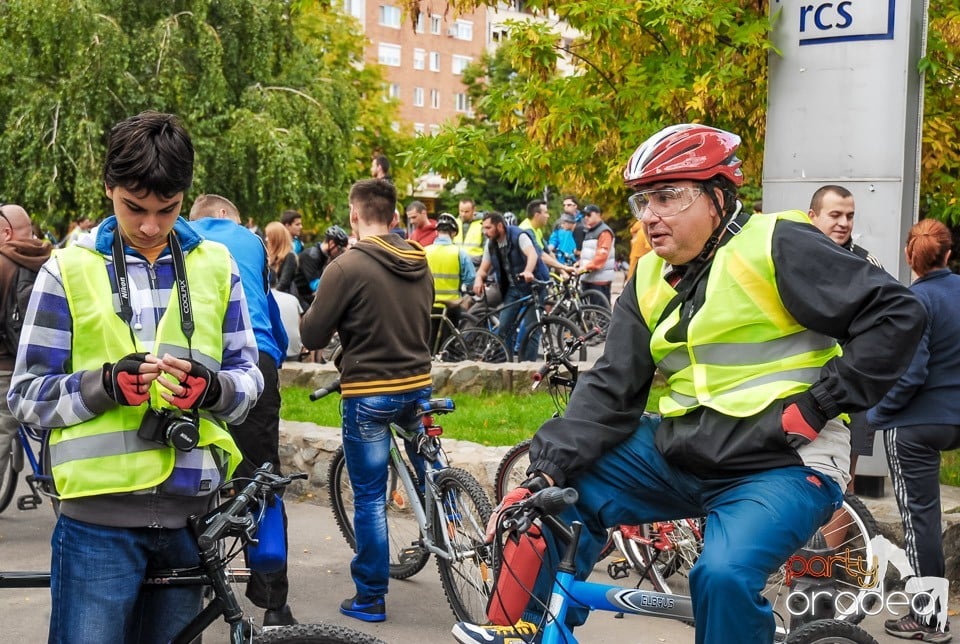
[868,218,959,643]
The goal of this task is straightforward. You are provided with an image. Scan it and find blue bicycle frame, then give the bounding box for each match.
[536,516,695,644]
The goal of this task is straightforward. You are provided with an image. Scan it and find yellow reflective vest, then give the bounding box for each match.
[49,242,242,499]
[454,218,485,258]
[634,211,841,418]
[426,243,462,305]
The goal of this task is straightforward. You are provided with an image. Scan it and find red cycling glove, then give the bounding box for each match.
[782,392,828,449]
[102,353,151,406]
[169,359,222,410]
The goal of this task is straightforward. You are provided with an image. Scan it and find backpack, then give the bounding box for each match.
[0,264,39,356]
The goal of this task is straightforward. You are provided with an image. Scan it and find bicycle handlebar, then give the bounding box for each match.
[531,327,601,390]
[195,463,307,550]
[309,379,342,401]
[501,486,579,533]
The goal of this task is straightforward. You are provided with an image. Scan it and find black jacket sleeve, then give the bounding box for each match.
[772,219,926,417]
[528,277,657,486]
[277,252,298,294]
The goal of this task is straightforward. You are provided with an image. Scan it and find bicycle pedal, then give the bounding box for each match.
[399,547,423,564]
[607,558,631,580]
[16,494,41,511]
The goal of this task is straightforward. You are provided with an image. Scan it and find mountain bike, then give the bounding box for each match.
[315,381,495,624]
[454,487,878,644]
[0,464,384,644]
[543,274,611,343]
[0,424,59,516]
[464,279,586,363]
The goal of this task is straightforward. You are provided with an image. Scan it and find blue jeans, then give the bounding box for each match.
[525,416,842,644]
[499,286,540,362]
[49,515,202,644]
[341,386,432,600]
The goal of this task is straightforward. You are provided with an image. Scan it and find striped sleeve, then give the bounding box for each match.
[7,258,93,430]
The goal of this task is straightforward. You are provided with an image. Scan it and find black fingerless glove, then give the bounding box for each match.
[102,352,151,406]
[169,359,222,410]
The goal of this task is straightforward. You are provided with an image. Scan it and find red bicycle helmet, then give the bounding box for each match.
[623,124,744,188]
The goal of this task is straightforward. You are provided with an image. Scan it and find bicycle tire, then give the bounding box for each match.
[327,446,430,579]
[782,618,878,644]
[493,439,532,503]
[254,622,388,644]
[518,316,586,364]
[622,518,704,596]
[0,440,17,514]
[433,467,494,623]
[579,289,611,310]
[439,329,511,363]
[567,304,611,344]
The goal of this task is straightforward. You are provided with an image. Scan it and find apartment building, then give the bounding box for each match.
[343,1,487,134]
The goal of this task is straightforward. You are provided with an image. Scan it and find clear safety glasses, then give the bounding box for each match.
[627,186,703,220]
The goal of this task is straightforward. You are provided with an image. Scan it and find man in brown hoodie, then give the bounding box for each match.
[300,179,433,623]
[0,204,53,485]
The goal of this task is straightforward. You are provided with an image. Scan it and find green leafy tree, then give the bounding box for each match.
[0,0,408,237]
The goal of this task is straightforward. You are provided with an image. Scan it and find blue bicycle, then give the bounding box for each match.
[0,424,59,515]
[453,487,878,644]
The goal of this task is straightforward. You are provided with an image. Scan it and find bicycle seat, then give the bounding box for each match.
[417,398,455,416]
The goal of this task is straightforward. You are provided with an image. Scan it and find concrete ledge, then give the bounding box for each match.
[280,360,553,396]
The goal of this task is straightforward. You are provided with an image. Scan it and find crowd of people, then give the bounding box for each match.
[0,112,956,644]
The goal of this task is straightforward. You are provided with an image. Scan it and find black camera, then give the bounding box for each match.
[138,408,200,452]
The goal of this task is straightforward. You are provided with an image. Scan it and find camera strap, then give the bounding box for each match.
[111,229,195,357]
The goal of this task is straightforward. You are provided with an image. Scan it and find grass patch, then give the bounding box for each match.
[281,385,554,447]
[942,450,960,487]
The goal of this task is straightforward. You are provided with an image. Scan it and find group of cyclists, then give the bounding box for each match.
[1,108,950,644]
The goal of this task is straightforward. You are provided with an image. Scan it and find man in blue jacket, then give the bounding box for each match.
[189,193,296,627]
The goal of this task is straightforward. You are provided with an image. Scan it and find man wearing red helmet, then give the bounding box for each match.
[454,124,925,644]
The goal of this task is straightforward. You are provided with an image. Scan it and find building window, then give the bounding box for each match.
[430,14,442,35]
[378,43,402,67]
[413,87,425,107]
[415,13,425,33]
[379,5,401,28]
[430,124,441,135]
[452,55,472,75]
[414,123,425,134]
[455,92,471,113]
[342,0,363,19]
[385,83,401,100]
[413,48,426,70]
[451,20,473,41]
[431,89,440,109]
[429,51,440,72]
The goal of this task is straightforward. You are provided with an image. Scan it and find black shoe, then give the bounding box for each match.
[339,594,386,623]
[263,604,298,627]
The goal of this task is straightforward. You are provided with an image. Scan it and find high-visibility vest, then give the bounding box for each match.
[634,210,841,418]
[426,243,462,305]
[49,242,242,499]
[454,218,485,258]
[580,222,617,284]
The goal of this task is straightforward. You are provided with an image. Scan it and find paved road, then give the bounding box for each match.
[0,475,914,643]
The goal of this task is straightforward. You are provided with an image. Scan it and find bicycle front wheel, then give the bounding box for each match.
[0,439,17,514]
[783,618,878,644]
[255,622,388,643]
[433,467,494,623]
[440,329,511,363]
[493,439,531,503]
[518,315,586,364]
[327,446,430,579]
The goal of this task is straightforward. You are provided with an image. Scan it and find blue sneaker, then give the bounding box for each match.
[339,595,386,623]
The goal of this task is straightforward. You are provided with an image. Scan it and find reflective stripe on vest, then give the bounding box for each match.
[426,243,462,304]
[49,242,242,499]
[580,222,616,284]
[634,210,841,418]
[455,219,484,257]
